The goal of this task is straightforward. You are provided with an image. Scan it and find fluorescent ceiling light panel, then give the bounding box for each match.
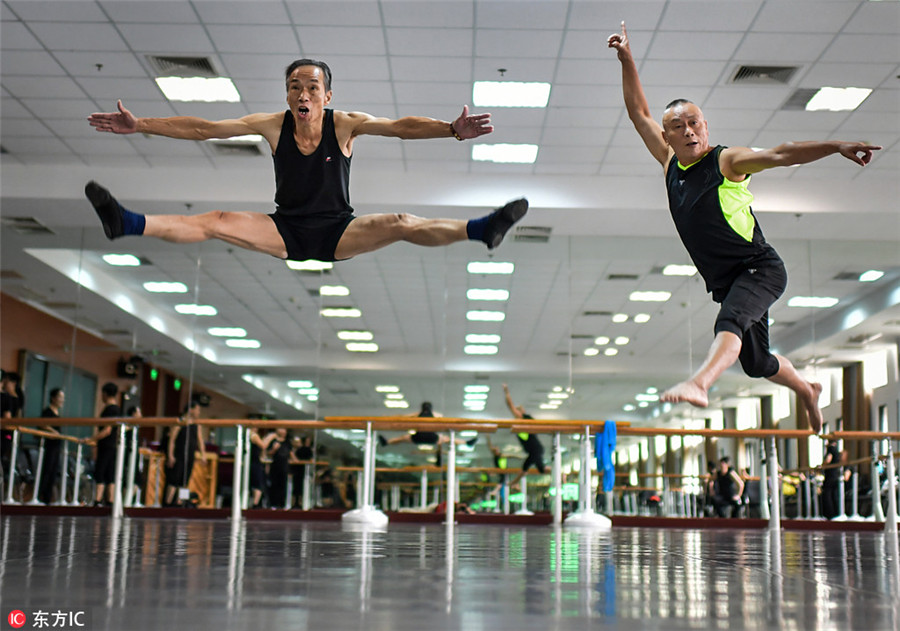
[466,310,506,322]
[634,313,651,323]
[321,307,362,318]
[337,330,373,341]
[175,304,217,316]
[663,264,697,276]
[464,344,499,355]
[297,388,319,396]
[604,348,618,356]
[143,281,188,293]
[614,336,630,345]
[346,342,378,352]
[635,393,659,402]
[473,81,551,107]
[805,86,872,112]
[464,385,490,393]
[472,143,538,164]
[385,393,405,400]
[287,260,333,271]
[375,385,399,393]
[464,393,489,400]
[629,291,671,302]
[584,348,600,356]
[102,253,141,266]
[320,285,350,296]
[623,404,636,412]
[288,380,314,389]
[226,338,261,348]
[467,288,510,301]
[208,327,246,337]
[612,313,628,323]
[787,296,839,308]
[859,270,884,282]
[539,403,558,410]
[385,400,409,409]
[155,76,241,103]
[466,334,501,344]
[468,261,514,275]
[594,336,609,346]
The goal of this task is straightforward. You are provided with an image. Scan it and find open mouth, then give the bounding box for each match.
[298,106,309,117]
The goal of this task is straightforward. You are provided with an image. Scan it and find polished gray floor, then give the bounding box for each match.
[2,516,899,630]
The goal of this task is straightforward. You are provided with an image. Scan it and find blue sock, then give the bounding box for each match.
[466,213,492,242]
[121,206,146,236]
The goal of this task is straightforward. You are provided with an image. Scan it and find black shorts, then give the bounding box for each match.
[411,432,440,445]
[712,262,787,379]
[522,450,546,474]
[94,447,117,485]
[166,453,195,488]
[270,208,355,262]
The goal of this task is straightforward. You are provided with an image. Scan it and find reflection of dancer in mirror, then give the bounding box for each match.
[378,402,476,450]
[608,23,881,433]
[86,59,527,263]
[500,383,546,490]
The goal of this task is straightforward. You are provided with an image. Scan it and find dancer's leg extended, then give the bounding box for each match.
[767,356,823,433]
[661,331,741,408]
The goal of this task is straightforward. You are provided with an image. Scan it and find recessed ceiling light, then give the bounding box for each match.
[787,296,839,308]
[859,270,884,282]
[337,330,373,341]
[623,404,636,412]
[612,313,628,323]
[208,326,247,337]
[638,401,649,408]
[466,310,505,322]
[629,291,671,302]
[466,334,501,344]
[175,304,217,316]
[297,388,319,396]
[386,393,405,400]
[646,387,658,394]
[539,403,558,410]
[584,348,600,356]
[614,336,630,345]
[320,285,349,296]
[226,338,261,348]
[464,344,499,355]
[143,281,188,293]
[376,385,399,393]
[472,81,551,107]
[385,400,410,409]
[288,380,314,389]
[467,288,510,301]
[634,313,651,323]
[472,143,538,164]
[287,260,333,271]
[321,307,362,318]
[346,342,378,352]
[805,86,872,112]
[155,76,241,103]
[636,393,659,402]
[662,264,697,276]
[102,253,141,266]
[594,336,609,345]
[548,392,568,400]
[464,385,490,393]
[464,393,488,400]
[604,348,618,356]
[468,261,514,275]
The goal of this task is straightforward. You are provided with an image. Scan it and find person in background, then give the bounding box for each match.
[713,456,745,518]
[164,400,207,507]
[37,388,65,504]
[266,427,291,509]
[290,434,314,509]
[92,382,120,507]
[1,371,23,479]
[248,428,278,508]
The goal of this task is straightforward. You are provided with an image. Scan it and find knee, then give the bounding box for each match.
[198,210,230,238]
[390,213,419,236]
[739,352,778,379]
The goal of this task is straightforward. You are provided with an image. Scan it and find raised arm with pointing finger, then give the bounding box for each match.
[607,21,881,434]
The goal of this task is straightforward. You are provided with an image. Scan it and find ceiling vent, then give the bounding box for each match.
[607,273,639,281]
[731,65,799,85]
[833,271,862,281]
[570,334,594,340]
[782,88,819,111]
[581,310,613,317]
[146,55,218,78]
[0,216,54,235]
[513,225,552,243]
[209,142,263,157]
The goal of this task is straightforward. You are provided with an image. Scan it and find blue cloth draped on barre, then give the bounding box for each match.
[595,421,617,493]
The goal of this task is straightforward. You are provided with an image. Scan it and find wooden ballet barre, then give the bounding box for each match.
[827,431,900,441]
[7,426,89,444]
[617,427,816,439]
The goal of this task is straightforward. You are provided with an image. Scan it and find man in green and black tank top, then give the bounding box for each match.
[85,60,528,263]
[609,22,881,433]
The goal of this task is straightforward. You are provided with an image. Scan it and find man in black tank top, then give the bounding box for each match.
[609,23,880,434]
[84,59,528,263]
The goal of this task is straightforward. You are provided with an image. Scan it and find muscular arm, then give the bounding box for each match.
[336,105,492,149]
[502,384,524,419]
[721,141,881,179]
[608,22,671,167]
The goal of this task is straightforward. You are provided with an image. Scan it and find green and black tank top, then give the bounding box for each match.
[665,145,780,292]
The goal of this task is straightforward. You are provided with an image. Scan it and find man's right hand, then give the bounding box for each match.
[607,21,632,61]
[88,99,138,134]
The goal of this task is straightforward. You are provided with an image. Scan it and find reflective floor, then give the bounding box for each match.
[2,516,899,630]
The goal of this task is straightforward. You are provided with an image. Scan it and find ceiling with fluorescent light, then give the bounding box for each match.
[1,0,899,465]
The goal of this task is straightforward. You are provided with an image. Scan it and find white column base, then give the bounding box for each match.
[341,505,389,527]
[564,509,612,529]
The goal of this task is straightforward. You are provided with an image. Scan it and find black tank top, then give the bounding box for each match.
[273,109,353,215]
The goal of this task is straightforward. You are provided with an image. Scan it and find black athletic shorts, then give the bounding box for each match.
[712,262,787,379]
[94,447,117,485]
[411,432,440,445]
[270,208,355,262]
[522,450,546,474]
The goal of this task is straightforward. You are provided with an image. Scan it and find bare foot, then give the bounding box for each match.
[806,382,823,433]
[661,380,709,408]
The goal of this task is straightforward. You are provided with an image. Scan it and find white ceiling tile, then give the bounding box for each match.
[220,54,291,81]
[799,63,895,90]
[0,117,52,137]
[638,60,730,87]
[550,84,623,109]
[844,1,900,35]
[299,26,387,56]
[6,0,106,21]
[2,152,78,165]
[98,99,177,118]
[751,1,857,33]
[78,77,162,101]
[855,89,900,113]
[555,58,620,85]
[232,79,287,105]
[542,126,614,147]
[566,2,666,32]
[1,76,85,99]
[560,29,620,60]
[29,22,128,51]
[67,137,141,156]
[487,108,547,127]
[19,97,97,118]
[54,51,149,78]
[736,33,834,63]
[117,23,214,53]
[839,111,900,135]
[382,1,472,27]
[764,110,849,133]
[658,1,761,31]
[330,80,395,105]
[647,31,744,61]
[316,56,393,83]
[169,102,252,120]
[1,97,35,118]
[394,81,470,105]
[0,21,42,50]
[43,117,107,138]
[475,28,563,58]
[101,0,201,23]
[194,1,290,25]
[206,25,299,54]
[822,34,900,64]
[703,85,792,110]
[386,27,472,57]
[476,1,567,29]
[0,50,66,76]
[390,57,473,83]
[286,1,384,26]
[0,135,74,154]
[473,57,557,82]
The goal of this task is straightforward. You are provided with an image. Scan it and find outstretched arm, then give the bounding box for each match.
[502,383,525,419]
[88,100,283,147]
[607,21,671,167]
[721,141,881,179]
[341,105,493,141]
